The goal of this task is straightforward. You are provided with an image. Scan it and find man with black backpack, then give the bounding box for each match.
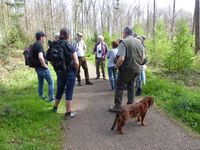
[32,31,54,102]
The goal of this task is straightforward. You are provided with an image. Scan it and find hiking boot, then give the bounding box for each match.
[52,106,58,112]
[127,101,134,105]
[109,105,121,113]
[86,81,93,85]
[64,111,77,119]
[40,96,47,100]
[49,97,55,102]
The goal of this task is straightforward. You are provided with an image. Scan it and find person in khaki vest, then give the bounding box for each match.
[109,27,144,112]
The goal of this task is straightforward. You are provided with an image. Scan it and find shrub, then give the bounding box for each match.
[147,21,172,67]
[133,23,145,36]
[164,19,194,73]
[0,25,28,62]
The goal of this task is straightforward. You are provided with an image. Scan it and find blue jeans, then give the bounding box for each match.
[35,68,54,100]
[108,66,117,89]
[56,69,76,101]
[137,68,146,89]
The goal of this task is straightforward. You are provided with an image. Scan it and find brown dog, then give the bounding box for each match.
[111,96,154,134]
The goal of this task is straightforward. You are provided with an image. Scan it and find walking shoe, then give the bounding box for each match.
[52,106,58,112]
[64,111,77,119]
[78,82,82,86]
[109,105,121,113]
[48,97,55,103]
[86,81,93,85]
[40,96,47,100]
[127,101,134,105]
[103,77,107,80]
[95,77,100,80]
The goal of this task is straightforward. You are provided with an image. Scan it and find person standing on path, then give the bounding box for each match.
[53,28,79,119]
[73,32,93,86]
[93,35,108,80]
[109,27,144,112]
[33,31,54,102]
[107,41,119,90]
[136,36,147,96]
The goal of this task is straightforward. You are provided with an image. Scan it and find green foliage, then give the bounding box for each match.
[0,25,29,62]
[103,30,112,48]
[146,20,172,67]
[164,19,194,73]
[143,71,200,133]
[133,23,145,36]
[0,63,63,150]
[192,53,200,74]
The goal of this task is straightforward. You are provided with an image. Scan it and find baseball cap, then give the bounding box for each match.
[77,32,83,37]
[35,31,46,40]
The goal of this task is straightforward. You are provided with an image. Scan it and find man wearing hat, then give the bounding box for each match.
[109,27,143,112]
[32,31,54,102]
[73,32,93,86]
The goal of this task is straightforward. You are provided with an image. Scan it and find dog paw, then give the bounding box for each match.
[141,123,147,126]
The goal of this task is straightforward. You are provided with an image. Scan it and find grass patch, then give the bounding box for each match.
[143,70,200,133]
[0,61,64,150]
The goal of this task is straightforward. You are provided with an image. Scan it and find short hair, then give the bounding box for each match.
[123,27,133,35]
[111,41,119,48]
[60,28,70,40]
[35,31,45,40]
[98,35,104,41]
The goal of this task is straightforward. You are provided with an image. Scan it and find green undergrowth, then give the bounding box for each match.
[0,62,64,150]
[143,70,200,134]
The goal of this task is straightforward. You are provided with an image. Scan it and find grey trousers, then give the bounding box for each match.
[95,57,105,78]
[114,69,140,106]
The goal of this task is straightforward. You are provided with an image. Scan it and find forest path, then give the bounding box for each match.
[63,62,200,150]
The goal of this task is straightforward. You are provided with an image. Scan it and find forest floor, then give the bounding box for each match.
[63,62,200,150]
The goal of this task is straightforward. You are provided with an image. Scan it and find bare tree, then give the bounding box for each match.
[49,0,54,35]
[153,0,156,43]
[91,0,97,32]
[23,0,28,32]
[195,0,200,53]
[99,0,106,33]
[170,0,176,40]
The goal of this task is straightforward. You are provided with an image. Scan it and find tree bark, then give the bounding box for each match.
[170,0,176,40]
[195,0,200,53]
[49,0,54,35]
[153,0,156,44]
[24,0,28,32]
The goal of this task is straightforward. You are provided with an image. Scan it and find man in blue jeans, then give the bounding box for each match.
[32,31,54,101]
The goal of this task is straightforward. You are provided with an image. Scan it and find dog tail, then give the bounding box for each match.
[111,113,120,130]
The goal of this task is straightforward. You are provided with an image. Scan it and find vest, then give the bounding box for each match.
[120,36,143,72]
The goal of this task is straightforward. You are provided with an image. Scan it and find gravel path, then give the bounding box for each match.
[63,62,200,150]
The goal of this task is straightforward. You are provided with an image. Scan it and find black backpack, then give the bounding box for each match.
[46,40,71,72]
[23,44,36,68]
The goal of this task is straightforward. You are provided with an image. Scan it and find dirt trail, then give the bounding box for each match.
[63,62,200,150]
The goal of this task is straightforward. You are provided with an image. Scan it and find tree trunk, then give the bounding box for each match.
[81,0,84,32]
[153,0,156,44]
[24,0,28,32]
[170,0,176,40]
[49,0,54,35]
[146,3,150,38]
[195,0,200,53]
